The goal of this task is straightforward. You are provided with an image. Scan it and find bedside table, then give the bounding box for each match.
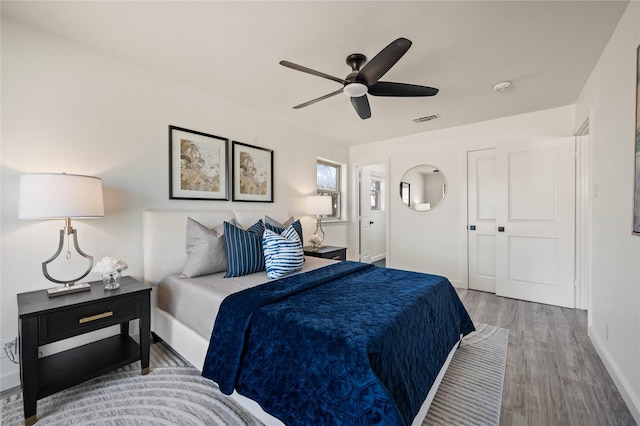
[303,245,347,261]
[17,277,151,426]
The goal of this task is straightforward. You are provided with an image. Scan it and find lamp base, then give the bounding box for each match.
[47,282,91,297]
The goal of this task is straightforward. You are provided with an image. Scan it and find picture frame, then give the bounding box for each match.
[169,126,229,200]
[634,44,640,235]
[232,141,274,202]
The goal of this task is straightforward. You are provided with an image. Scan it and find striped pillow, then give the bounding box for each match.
[224,220,266,278]
[262,225,304,280]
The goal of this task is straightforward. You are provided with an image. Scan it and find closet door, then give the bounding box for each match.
[495,138,575,308]
[468,138,575,308]
[468,149,497,293]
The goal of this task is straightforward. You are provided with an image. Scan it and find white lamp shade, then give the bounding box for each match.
[19,173,104,219]
[306,195,332,215]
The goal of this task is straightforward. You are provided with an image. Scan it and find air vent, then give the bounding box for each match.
[413,114,439,123]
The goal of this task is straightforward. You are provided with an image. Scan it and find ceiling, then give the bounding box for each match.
[1,1,629,146]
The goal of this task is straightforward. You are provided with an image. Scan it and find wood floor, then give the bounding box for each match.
[455,288,637,426]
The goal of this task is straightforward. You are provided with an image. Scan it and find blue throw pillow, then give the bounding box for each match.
[262,225,304,279]
[265,216,304,244]
[224,220,266,278]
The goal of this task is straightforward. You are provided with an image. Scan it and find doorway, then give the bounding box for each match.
[356,163,388,265]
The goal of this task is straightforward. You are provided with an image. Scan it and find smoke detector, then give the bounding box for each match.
[493,81,512,92]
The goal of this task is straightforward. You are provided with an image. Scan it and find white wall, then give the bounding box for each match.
[0,18,349,389]
[574,2,640,421]
[350,105,576,287]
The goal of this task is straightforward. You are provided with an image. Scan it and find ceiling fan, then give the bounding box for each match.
[279,37,438,120]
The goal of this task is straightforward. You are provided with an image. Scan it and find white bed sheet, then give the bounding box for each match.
[156,256,336,339]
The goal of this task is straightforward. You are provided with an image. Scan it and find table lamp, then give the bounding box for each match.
[19,173,104,297]
[305,195,333,248]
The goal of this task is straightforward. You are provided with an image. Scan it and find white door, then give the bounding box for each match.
[468,149,497,293]
[467,138,575,308]
[359,168,372,263]
[496,138,575,308]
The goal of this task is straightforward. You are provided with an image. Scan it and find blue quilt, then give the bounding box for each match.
[202,262,475,425]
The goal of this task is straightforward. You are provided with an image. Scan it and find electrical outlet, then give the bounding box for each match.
[2,338,18,363]
[1,338,15,357]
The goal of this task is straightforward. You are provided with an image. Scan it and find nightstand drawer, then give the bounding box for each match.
[39,297,137,343]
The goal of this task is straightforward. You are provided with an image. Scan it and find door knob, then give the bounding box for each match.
[370,221,374,225]
[498,226,505,232]
[469,225,476,231]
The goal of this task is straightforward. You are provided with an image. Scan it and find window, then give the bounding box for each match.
[370,179,381,210]
[317,159,342,218]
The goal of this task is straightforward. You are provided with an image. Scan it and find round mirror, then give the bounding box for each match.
[399,165,447,211]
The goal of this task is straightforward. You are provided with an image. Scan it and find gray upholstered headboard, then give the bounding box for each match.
[142,209,291,285]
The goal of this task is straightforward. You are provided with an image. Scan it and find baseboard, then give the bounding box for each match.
[0,365,20,392]
[1,338,20,392]
[371,254,386,263]
[588,326,640,424]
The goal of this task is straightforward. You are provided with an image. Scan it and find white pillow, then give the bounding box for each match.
[262,225,304,280]
[180,218,228,278]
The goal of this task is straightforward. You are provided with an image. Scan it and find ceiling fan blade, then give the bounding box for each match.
[279,60,347,85]
[292,88,344,109]
[350,95,371,119]
[368,81,439,97]
[357,38,412,86]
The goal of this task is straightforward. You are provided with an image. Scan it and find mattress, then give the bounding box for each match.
[157,256,336,338]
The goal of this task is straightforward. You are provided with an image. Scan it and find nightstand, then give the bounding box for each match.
[303,245,347,261]
[17,277,151,426]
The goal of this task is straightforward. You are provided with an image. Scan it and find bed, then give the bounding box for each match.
[143,209,474,426]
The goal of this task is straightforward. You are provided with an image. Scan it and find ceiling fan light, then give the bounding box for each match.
[343,82,368,97]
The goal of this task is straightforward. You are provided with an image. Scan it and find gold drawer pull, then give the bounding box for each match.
[79,311,113,324]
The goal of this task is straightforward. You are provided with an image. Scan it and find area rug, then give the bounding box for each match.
[423,323,509,426]
[1,323,508,426]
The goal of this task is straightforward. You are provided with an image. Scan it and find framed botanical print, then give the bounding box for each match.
[169,126,229,200]
[232,141,274,202]
[634,44,640,235]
